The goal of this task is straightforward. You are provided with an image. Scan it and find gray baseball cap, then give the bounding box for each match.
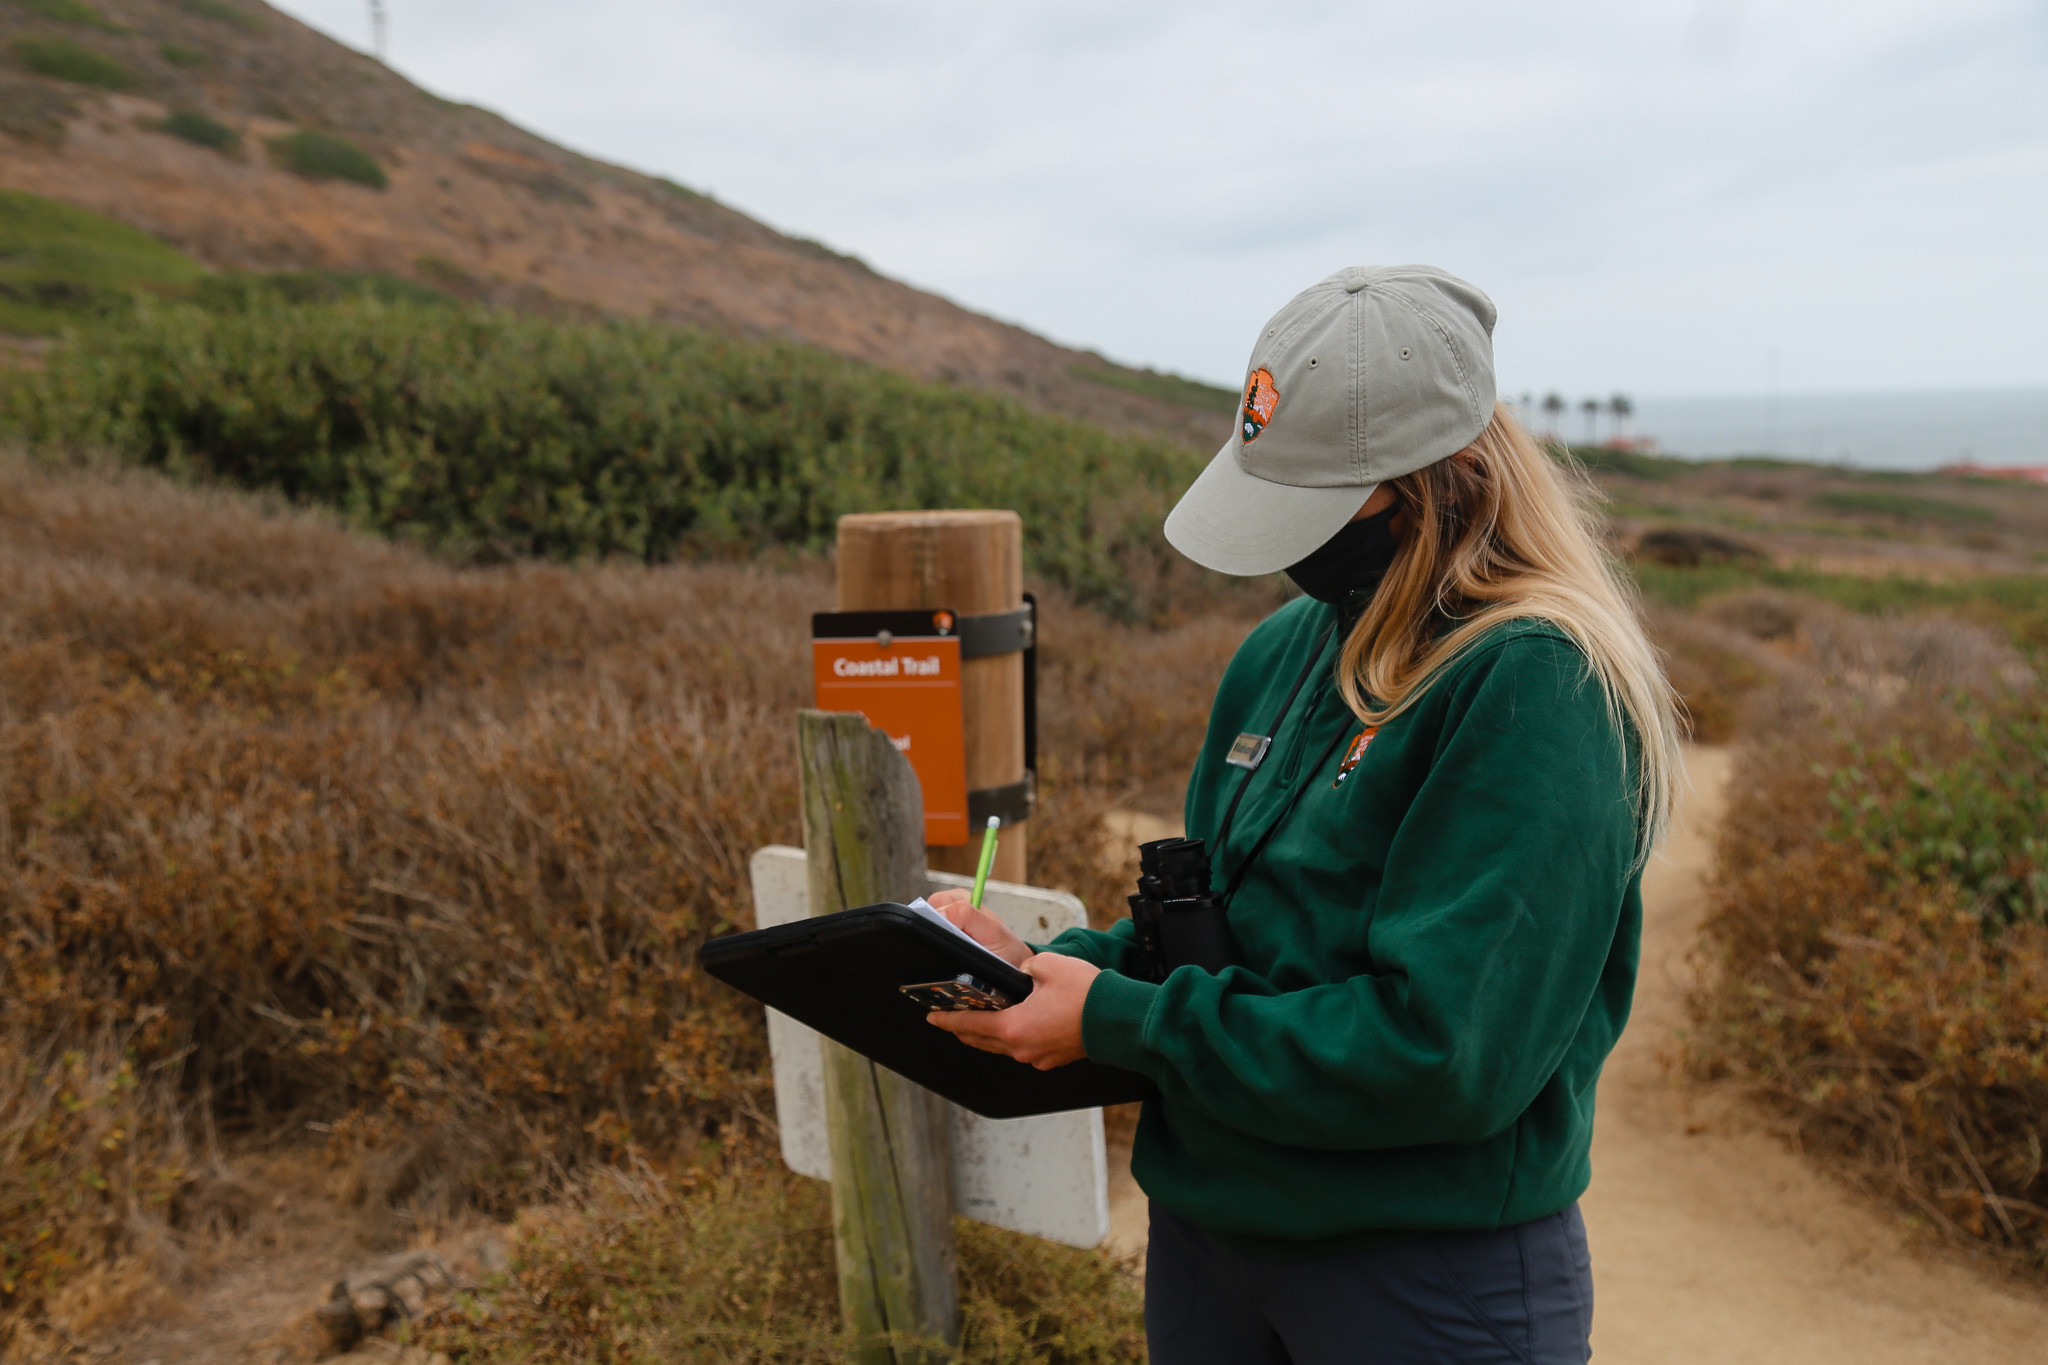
[1164,264,1497,576]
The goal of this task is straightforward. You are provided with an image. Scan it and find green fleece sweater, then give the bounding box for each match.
[1045,596,1642,1259]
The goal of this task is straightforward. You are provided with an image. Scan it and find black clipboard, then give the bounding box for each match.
[698,903,1153,1119]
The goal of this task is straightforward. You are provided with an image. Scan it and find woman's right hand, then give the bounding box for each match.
[926,887,1033,968]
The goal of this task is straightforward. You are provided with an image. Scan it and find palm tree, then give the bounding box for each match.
[1541,392,1566,439]
[1580,397,1600,447]
[1608,393,1633,443]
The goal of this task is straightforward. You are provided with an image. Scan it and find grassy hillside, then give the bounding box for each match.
[0,186,464,338]
[1583,444,2048,569]
[9,202,2042,627]
[0,187,206,331]
[1070,359,1237,415]
[0,3,1229,445]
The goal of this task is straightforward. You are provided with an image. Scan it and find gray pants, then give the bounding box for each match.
[1144,1203,1593,1364]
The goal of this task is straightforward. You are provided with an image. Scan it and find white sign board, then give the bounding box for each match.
[747,845,1110,1249]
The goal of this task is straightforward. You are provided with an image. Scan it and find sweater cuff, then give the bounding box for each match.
[1039,927,1103,966]
[1081,970,1158,1073]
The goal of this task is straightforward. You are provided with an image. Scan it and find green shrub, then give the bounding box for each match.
[268,129,387,188]
[655,176,717,205]
[158,41,208,67]
[176,0,261,30]
[1813,488,1994,524]
[157,108,238,151]
[11,35,135,88]
[1,299,1206,611]
[1830,703,2048,927]
[195,267,452,309]
[0,188,205,333]
[1723,454,1819,472]
[0,77,75,145]
[1072,360,1238,413]
[1566,443,1692,480]
[414,254,482,296]
[11,0,123,32]
[1630,560,2048,653]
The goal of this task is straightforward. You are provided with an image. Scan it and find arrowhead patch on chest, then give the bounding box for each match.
[1332,728,1378,787]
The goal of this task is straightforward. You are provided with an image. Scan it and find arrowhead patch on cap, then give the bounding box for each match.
[1240,368,1279,443]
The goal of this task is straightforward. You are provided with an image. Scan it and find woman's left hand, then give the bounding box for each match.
[927,952,1099,1070]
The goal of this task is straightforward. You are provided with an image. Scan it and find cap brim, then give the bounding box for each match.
[1164,437,1377,577]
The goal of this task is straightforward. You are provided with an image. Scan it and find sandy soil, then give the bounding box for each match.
[1103,749,2048,1360]
[82,1158,387,1365]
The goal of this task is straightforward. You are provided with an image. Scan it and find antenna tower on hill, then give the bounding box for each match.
[369,0,387,61]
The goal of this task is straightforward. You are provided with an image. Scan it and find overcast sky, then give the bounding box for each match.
[272,0,2047,399]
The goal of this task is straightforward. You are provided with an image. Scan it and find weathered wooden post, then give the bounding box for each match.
[836,510,1030,884]
[797,709,959,1361]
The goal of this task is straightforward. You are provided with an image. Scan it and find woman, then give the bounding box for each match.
[930,265,1683,1364]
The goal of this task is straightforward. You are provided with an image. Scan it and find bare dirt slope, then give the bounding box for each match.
[1103,754,2048,1359]
[85,1154,505,1365]
[0,1,1227,443]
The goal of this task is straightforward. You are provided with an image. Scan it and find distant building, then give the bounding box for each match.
[1939,463,2048,484]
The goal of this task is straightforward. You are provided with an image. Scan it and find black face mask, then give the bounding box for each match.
[1284,504,1401,605]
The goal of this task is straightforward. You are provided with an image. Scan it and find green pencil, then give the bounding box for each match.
[971,815,1000,909]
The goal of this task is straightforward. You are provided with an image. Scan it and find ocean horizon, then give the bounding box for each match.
[1512,386,2048,473]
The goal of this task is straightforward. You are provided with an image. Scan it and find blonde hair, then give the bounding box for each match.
[1337,403,1684,856]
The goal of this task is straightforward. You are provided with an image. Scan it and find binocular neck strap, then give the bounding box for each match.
[1221,719,1352,909]
[1211,620,1339,900]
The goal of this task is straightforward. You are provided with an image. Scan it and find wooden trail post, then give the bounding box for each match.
[836,510,1029,884]
[797,709,959,1360]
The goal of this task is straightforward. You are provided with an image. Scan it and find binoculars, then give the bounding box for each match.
[1128,837,1236,981]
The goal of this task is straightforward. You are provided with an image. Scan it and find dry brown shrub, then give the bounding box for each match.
[0,457,810,1329]
[1030,584,1258,926]
[1036,587,1257,807]
[0,453,1252,1339]
[0,1041,189,1346]
[417,1162,1145,1363]
[1688,607,2048,1273]
[1644,586,2036,745]
[1645,603,1788,743]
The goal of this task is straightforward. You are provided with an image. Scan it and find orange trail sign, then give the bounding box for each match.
[812,610,969,846]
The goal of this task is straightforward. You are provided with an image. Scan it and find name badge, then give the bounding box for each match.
[1225,732,1272,770]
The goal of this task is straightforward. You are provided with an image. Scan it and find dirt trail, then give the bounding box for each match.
[1104,749,2048,1360]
